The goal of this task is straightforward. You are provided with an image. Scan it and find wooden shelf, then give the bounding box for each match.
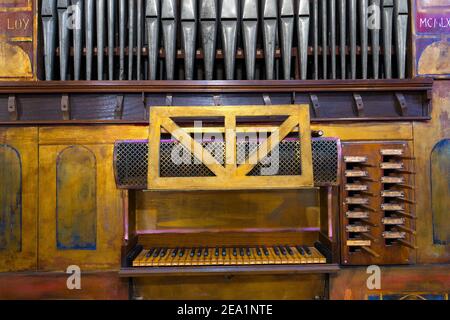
[119,264,340,277]
[0,78,433,94]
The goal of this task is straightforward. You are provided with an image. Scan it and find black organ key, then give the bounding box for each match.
[273,246,280,256]
[160,248,167,257]
[222,247,227,256]
[279,246,287,256]
[204,247,209,257]
[233,247,237,257]
[262,246,269,256]
[190,248,196,257]
[239,248,245,257]
[179,248,185,257]
[171,248,179,257]
[197,247,203,257]
[256,246,262,256]
[153,248,161,258]
[246,247,251,256]
[296,246,306,256]
[215,247,220,257]
[286,246,294,255]
[146,248,155,257]
[303,246,312,255]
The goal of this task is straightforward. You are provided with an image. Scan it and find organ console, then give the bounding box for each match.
[0,0,449,301]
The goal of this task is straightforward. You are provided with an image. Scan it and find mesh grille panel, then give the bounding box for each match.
[312,138,340,186]
[114,141,148,189]
[159,141,224,177]
[114,138,339,189]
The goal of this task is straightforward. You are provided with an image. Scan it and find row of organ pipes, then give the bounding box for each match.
[41,0,410,81]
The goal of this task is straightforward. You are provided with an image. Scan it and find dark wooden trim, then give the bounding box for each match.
[0,116,431,126]
[119,264,340,277]
[0,79,433,94]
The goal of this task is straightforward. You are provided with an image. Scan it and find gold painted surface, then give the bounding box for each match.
[0,127,37,272]
[413,80,450,263]
[0,0,36,79]
[0,37,32,77]
[39,126,149,145]
[418,41,450,76]
[38,143,123,271]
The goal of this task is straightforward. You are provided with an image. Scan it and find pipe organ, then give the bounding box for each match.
[40,0,411,81]
[0,0,449,301]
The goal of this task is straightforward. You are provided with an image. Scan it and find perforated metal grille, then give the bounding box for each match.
[159,141,225,177]
[237,140,302,176]
[312,138,340,186]
[114,138,340,189]
[114,141,148,189]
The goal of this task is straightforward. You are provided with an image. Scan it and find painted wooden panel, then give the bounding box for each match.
[0,272,128,300]
[413,0,450,78]
[413,80,450,264]
[0,0,36,80]
[135,275,326,300]
[0,127,37,272]
[0,144,21,251]
[39,141,123,271]
[135,190,320,231]
[431,139,450,245]
[56,146,97,250]
[330,265,450,300]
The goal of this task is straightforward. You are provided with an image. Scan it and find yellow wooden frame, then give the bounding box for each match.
[148,105,313,190]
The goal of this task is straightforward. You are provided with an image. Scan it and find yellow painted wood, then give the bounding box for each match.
[38,143,123,271]
[413,81,450,264]
[39,126,149,145]
[0,127,38,272]
[314,123,413,141]
[147,105,314,190]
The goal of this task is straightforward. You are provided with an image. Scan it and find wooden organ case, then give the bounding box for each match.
[0,0,449,300]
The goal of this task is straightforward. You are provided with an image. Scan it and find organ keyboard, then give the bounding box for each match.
[132,246,327,267]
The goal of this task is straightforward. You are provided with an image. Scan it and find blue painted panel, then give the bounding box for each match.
[431,139,450,245]
[0,144,22,252]
[56,146,97,250]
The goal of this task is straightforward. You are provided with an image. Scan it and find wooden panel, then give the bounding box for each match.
[317,123,413,141]
[135,190,320,231]
[330,265,450,300]
[0,127,37,272]
[413,80,450,263]
[0,144,21,251]
[39,143,123,271]
[56,146,97,250]
[431,139,450,245]
[38,123,413,146]
[136,231,319,248]
[134,274,326,300]
[0,0,36,80]
[0,272,128,300]
[39,125,149,145]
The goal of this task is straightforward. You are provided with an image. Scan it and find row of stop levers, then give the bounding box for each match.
[42,0,409,81]
[133,246,327,267]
